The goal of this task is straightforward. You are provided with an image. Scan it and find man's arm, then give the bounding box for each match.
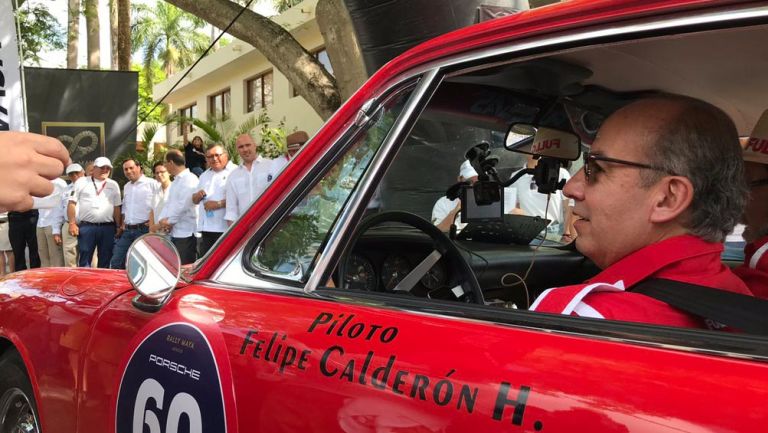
[432,199,460,233]
[67,201,78,236]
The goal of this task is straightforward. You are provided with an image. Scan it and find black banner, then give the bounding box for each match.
[23,67,138,170]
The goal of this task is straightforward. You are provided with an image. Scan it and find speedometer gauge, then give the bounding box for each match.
[381,255,411,291]
[344,254,377,291]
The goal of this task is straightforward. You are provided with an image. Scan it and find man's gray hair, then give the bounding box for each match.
[639,94,747,242]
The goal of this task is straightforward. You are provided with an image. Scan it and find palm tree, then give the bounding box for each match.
[131,2,208,87]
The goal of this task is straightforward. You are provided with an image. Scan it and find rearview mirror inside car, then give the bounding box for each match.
[505,123,582,161]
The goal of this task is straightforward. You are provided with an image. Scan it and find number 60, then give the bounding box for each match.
[133,378,202,433]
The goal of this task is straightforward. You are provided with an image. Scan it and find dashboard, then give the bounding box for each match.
[342,229,599,306]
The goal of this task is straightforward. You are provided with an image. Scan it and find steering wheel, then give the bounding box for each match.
[339,211,485,304]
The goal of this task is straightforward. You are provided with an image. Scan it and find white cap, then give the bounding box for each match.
[459,160,478,179]
[65,163,83,174]
[93,156,112,168]
[744,109,768,165]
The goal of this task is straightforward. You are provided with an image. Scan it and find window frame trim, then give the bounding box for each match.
[208,87,232,118]
[245,69,274,113]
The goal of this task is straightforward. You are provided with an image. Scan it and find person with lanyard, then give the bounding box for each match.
[530,95,753,329]
[225,133,279,225]
[67,157,122,268]
[110,159,162,269]
[149,161,171,234]
[734,110,768,298]
[158,150,200,264]
[53,163,85,267]
[193,144,235,257]
[32,175,67,267]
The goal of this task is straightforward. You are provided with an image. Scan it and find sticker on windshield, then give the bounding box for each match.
[115,322,226,433]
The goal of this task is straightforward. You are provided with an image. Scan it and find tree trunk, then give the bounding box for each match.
[85,0,100,69]
[316,0,367,101]
[109,0,118,69]
[165,0,341,120]
[67,0,80,68]
[117,0,131,71]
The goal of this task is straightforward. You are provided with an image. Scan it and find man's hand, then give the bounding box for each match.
[115,225,124,239]
[0,132,70,212]
[192,190,207,204]
[158,218,173,233]
[68,221,79,237]
[203,200,220,211]
[53,234,62,246]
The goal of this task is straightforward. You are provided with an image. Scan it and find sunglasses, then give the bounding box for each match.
[206,153,224,160]
[750,178,768,188]
[582,151,676,183]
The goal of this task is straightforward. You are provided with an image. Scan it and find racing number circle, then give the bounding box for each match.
[344,254,377,291]
[381,255,411,291]
[115,323,226,433]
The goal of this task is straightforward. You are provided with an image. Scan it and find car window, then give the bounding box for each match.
[249,86,415,281]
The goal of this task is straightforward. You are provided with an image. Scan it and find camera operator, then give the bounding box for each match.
[431,161,478,233]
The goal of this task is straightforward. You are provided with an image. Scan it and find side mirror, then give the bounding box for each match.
[505,123,582,161]
[126,234,181,303]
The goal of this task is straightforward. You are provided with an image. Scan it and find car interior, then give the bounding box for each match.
[252,21,768,330]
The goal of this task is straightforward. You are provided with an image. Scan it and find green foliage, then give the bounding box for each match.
[274,0,304,13]
[17,4,65,66]
[134,63,168,122]
[132,2,208,88]
[256,213,320,271]
[189,111,291,164]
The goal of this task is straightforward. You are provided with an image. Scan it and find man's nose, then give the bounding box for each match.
[563,168,585,201]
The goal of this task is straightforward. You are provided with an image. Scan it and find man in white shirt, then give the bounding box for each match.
[158,150,200,264]
[67,157,122,268]
[509,155,575,241]
[225,133,282,225]
[110,159,162,269]
[53,163,85,267]
[33,176,67,267]
[193,144,235,257]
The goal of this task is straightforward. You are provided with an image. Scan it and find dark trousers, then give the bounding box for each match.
[8,210,40,271]
[197,231,223,258]
[110,226,149,269]
[78,224,116,268]
[172,236,197,265]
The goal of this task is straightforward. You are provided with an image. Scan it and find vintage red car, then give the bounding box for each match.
[2,0,768,432]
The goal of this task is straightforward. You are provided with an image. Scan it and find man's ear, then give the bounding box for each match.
[649,176,694,223]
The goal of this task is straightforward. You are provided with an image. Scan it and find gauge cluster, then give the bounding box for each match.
[343,251,450,293]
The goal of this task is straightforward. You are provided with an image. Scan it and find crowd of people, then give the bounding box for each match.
[0,130,308,273]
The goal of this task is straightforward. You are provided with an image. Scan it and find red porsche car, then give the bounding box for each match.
[2,1,768,432]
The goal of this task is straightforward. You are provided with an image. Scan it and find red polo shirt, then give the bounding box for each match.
[531,235,753,328]
[734,235,768,299]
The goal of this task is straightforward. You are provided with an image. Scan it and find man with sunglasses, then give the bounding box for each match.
[734,111,768,298]
[192,144,235,257]
[531,95,753,329]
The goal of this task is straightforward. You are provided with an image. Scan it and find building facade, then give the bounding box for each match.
[153,0,328,148]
